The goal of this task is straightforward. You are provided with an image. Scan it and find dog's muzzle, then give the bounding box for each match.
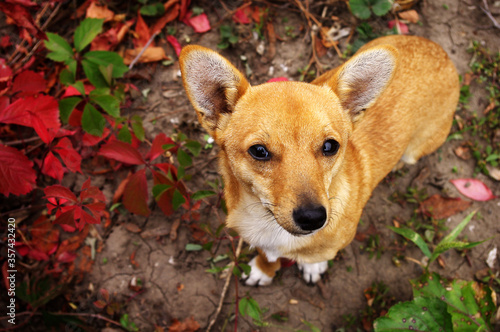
[292,205,327,232]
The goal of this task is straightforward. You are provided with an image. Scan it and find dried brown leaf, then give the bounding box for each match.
[398,10,419,23]
[123,46,168,65]
[419,194,472,219]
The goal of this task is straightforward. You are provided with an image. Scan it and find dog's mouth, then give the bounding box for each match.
[262,206,325,237]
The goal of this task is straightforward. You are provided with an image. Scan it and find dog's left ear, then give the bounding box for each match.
[324,45,398,121]
[180,45,249,138]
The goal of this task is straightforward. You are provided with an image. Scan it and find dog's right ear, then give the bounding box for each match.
[180,46,250,138]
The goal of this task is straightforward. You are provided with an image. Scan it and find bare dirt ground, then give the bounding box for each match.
[84,1,500,331]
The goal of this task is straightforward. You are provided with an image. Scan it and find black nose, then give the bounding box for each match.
[293,205,327,231]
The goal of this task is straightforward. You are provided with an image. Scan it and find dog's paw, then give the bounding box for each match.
[242,257,273,286]
[298,261,328,284]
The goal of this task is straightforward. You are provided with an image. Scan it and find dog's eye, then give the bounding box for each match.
[248,145,271,161]
[322,139,340,156]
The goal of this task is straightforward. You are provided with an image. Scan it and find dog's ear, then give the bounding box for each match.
[327,45,398,120]
[180,46,250,137]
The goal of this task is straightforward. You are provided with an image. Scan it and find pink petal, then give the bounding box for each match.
[450,178,496,201]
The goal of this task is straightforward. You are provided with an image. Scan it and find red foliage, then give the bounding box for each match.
[0,144,37,196]
[45,179,106,230]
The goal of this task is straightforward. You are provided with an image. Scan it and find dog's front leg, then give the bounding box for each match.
[298,261,329,284]
[243,249,281,286]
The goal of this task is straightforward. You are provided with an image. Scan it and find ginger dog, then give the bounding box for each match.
[179,35,459,285]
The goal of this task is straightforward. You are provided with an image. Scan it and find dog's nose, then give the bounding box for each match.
[293,205,327,231]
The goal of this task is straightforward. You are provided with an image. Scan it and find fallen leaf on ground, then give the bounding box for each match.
[454,144,471,160]
[123,46,168,64]
[233,6,252,24]
[168,316,200,332]
[166,35,181,56]
[486,165,500,181]
[398,10,419,23]
[124,222,141,233]
[86,1,114,22]
[183,12,211,33]
[419,194,472,219]
[388,20,409,34]
[450,178,496,201]
[150,1,179,34]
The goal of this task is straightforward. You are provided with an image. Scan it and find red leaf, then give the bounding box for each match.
[0,3,46,40]
[54,209,77,227]
[42,151,65,181]
[166,35,181,56]
[79,209,100,229]
[44,185,78,202]
[152,169,174,216]
[150,1,179,34]
[53,137,82,173]
[62,84,94,97]
[147,133,175,161]
[183,12,211,33]
[388,20,409,34]
[0,144,36,196]
[135,12,151,48]
[98,140,145,165]
[12,70,46,97]
[81,178,106,203]
[233,7,252,24]
[419,194,472,219]
[450,178,496,201]
[179,0,190,21]
[82,127,111,146]
[1,36,11,48]
[57,251,77,263]
[0,95,60,142]
[31,215,59,259]
[123,169,150,216]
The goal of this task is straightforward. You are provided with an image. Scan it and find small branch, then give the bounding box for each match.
[480,0,500,29]
[2,136,41,146]
[206,237,243,332]
[129,31,160,70]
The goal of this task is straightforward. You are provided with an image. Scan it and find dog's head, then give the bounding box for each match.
[180,45,397,239]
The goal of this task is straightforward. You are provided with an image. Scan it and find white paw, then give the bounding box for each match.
[242,257,273,286]
[298,261,328,284]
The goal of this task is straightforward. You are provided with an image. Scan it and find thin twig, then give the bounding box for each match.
[480,0,500,29]
[129,31,160,70]
[206,237,243,332]
[2,136,42,146]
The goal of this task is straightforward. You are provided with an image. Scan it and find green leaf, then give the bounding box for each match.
[374,296,452,332]
[82,59,108,88]
[184,140,202,156]
[246,298,263,321]
[59,97,82,123]
[301,320,322,332]
[185,243,203,251]
[152,184,172,199]
[430,240,486,264]
[74,18,104,52]
[162,144,176,151]
[410,272,495,331]
[177,149,192,167]
[45,32,74,62]
[191,190,216,201]
[59,69,75,85]
[99,64,113,86]
[117,126,132,143]
[239,263,251,276]
[372,0,392,16]
[68,59,77,78]
[81,103,106,136]
[71,81,86,96]
[140,3,165,16]
[439,211,476,244]
[349,0,371,19]
[90,94,120,117]
[84,51,128,78]
[172,189,185,210]
[388,226,432,258]
[131,115,145,141]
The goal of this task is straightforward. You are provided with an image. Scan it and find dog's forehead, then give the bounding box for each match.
[231,82,347,138]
